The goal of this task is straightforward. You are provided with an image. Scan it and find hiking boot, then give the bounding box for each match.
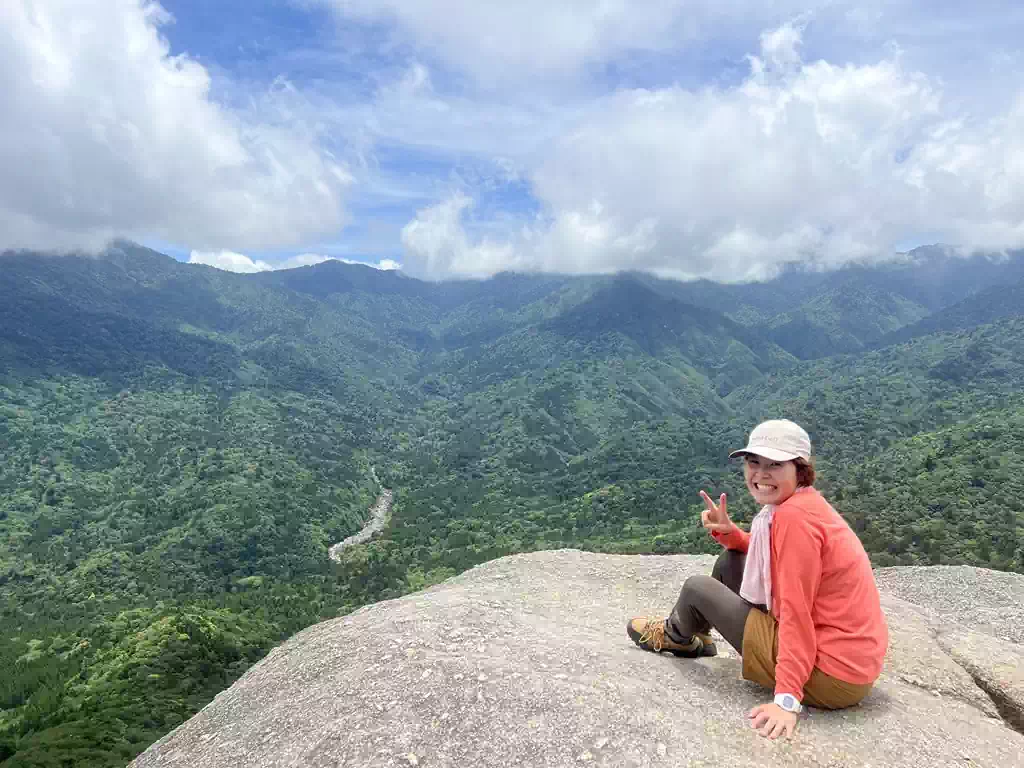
[695,632,718,656]
[626,616,716,658]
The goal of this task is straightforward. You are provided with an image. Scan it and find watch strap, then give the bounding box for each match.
[774,693,803,713]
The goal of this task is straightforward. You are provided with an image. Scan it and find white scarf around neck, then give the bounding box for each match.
[739,486,812,611]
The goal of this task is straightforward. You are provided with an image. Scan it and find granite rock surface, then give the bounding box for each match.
[131,551,1024,768]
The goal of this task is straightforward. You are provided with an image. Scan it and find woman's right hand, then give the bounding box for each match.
[700,490,733,535]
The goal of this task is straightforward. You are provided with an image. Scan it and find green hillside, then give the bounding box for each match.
[636,247,1024,358]
[1,244,1023,767]
[841,408,1024,570]
[878,276,1024,346]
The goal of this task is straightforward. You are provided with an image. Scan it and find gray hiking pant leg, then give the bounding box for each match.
[665,549,755,653]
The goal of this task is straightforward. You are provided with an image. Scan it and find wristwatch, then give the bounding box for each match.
[774,693,803,713]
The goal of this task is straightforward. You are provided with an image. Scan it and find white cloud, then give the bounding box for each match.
[322,0,836,85]
[304,253,404,271]
[8,1,1024,280]
[756,18,806,71]
[395,22,1024,282]
[188,250,272,273]
[188,250,402,274]
[319,254,404,271]
[284,253,335,269]
[401,193,514,278]
[0,0,351,254]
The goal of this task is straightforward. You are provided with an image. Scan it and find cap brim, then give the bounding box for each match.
[729,447,803,462]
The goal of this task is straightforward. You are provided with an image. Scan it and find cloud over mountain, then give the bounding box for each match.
[5,1,1024,280]
[0,0,350,254]
[188,250,401,274]
[399,22,1024,281]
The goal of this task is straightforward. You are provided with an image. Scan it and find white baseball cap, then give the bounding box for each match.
[729,419,812,462]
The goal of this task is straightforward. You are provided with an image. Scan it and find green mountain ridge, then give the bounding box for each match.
[632,247,1024,357]
[1,243,1023,766]
[876,275,1024,347]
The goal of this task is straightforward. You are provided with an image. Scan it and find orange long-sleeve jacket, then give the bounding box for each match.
[712,487,889,699]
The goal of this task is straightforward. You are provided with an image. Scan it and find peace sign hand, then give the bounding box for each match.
[700,490,734,535]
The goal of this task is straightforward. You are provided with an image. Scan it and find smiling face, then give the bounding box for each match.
[743,454,799,506]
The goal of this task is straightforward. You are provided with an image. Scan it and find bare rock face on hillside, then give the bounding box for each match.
[131,551,1024,768]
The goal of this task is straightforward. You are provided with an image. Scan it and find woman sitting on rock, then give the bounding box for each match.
[627,419,889,740]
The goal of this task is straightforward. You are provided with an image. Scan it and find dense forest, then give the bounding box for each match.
[1,242,1023,766]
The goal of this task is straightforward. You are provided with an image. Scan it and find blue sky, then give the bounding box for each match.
[151,0,552,269]
[4,1,1024,281]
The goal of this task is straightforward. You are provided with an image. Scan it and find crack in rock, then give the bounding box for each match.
[894,671,995,719]
[931,627,1024,737]
[959,664,1024,737]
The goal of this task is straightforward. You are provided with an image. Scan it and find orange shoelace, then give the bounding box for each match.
[638,616,668,651]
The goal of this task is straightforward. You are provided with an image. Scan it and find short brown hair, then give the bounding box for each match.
[795,457,816,487]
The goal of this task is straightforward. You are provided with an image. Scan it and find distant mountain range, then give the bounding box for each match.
[2,241,1023,767]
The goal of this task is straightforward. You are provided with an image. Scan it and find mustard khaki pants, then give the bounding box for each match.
[741,607,873,710]
[666,548,873,710]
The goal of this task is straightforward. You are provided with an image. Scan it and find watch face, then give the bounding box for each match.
[776,694,799,711]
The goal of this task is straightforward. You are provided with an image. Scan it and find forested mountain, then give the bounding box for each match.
[638,246,1024,356]
[1,242,1023,767]
[877,276,1024,347]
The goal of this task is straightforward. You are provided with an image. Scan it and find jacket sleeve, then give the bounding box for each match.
[770,506,823,699]
[711,523,750,553]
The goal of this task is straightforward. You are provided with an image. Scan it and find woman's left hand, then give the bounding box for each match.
[748,703,798,739]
